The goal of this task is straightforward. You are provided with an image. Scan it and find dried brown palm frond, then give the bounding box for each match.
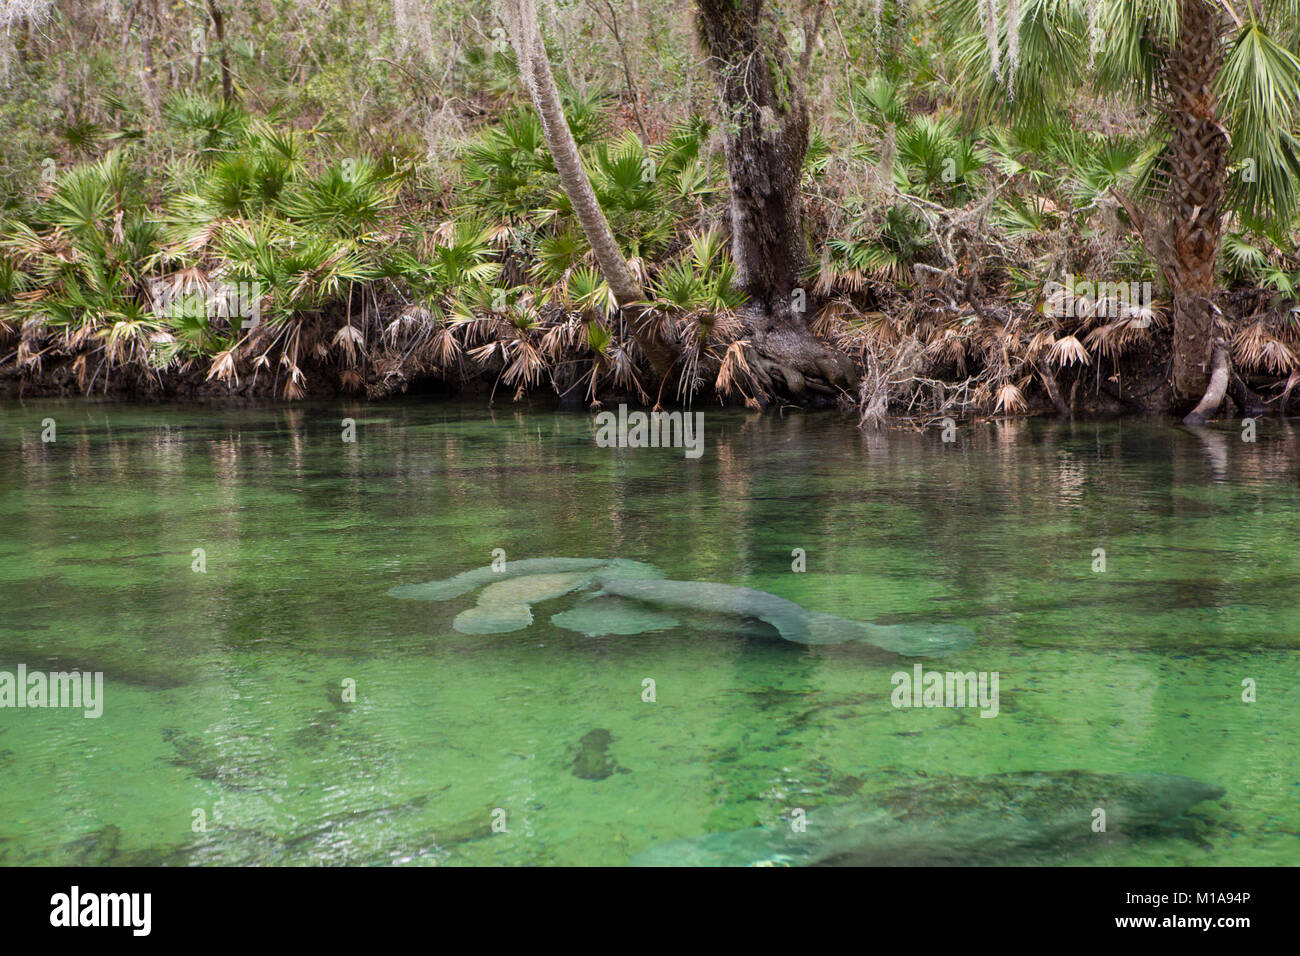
[151,267,213,308]
[924,328,968,375]
[17,338,42,371]
[282,363,306,400]
[430,326,462,368]
[1025,330,1054,362]
[716,339,759,401]
[626,256,649,287]
[702,310,742,345]
[386,304,435,343]
[813,258,838,297]
[1042,286,1071,320]
[430,220,459,246]
[68,320,101,351]
[332,324,365,365]
[451,313,500,347]
[856,312,905,355]
[1119,299,1166,330]
[173,217,230,255]
[630,306,674,342]
[502,339,547,389]
[675,338,704,402]
[485,223,514,248]
[811,298,851,340]
[1083,317,1150,363]
[609,343,649,403]
[340,368,365,393]
[207,349,239,386]
[467,339,506,367]
[994,381,1027,415]
[1233,320,1298,374]
[1048,334,1091,367]
[539,319,575,360]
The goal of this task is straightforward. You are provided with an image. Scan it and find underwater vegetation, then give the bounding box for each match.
[631,771,1227,866]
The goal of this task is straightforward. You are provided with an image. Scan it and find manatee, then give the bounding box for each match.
[389,557,974,656]
[591,574,975,657]
[387,558,664,601]
[551,595,680,637]
[630,771,1225,867]
[570,728,625,780]
[453,603,534,634]
[477,572,596,606]
[452,571,604,634]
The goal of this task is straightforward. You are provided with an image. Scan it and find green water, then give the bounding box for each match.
[0,400,1296,866]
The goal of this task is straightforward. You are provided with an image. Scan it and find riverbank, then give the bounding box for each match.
[2,303,1283,424]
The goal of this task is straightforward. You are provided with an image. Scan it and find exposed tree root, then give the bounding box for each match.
[1182,342,1230,425]
[738,310,858,407]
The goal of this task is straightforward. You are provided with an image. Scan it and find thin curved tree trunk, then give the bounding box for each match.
[497,0,675,380]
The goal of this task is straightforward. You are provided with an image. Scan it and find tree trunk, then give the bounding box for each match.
[694,0,855,404]
[498,0,675,381]
[1165,0,1229,414]
[207,0,235,105]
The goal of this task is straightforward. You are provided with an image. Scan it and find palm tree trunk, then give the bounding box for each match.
[498,0,675,380]
[1165,0,1229,416]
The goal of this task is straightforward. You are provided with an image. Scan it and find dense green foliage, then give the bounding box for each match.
[1,1,1297,412]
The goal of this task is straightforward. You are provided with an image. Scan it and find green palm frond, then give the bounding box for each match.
[1218,21,1300,223]
[277,159,396,237]
[565,265,617,314]
[162,93,250,152]
[532,228,588,286]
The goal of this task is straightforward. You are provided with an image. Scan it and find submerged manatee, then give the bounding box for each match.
[592,574,975,657]
[551,595,680,637]
[387,558,663,601]
[630,771,1225,867]
[570,728,626,780]
[389,557,974,655]
[452,572,596,634]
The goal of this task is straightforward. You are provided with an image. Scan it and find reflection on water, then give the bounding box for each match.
[0,400,1296,865]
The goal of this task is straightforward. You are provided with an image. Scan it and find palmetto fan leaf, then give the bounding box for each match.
[937,0,1089,124]
[654,115,711,174]
[532,228,588,286]
[565,266,616,314]
[853,73,910,131]
[592,132,657,213]
[1218,21,1300,223]
[1047,129,1160,206]
[277,159,396,237]
[42,149,137,238]
[652,260,705,311]
[162,93,250,152]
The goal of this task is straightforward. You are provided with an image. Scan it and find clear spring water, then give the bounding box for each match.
[0,400,1295,865]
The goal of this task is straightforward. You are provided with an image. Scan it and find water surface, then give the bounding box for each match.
[0,401,1295,865]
